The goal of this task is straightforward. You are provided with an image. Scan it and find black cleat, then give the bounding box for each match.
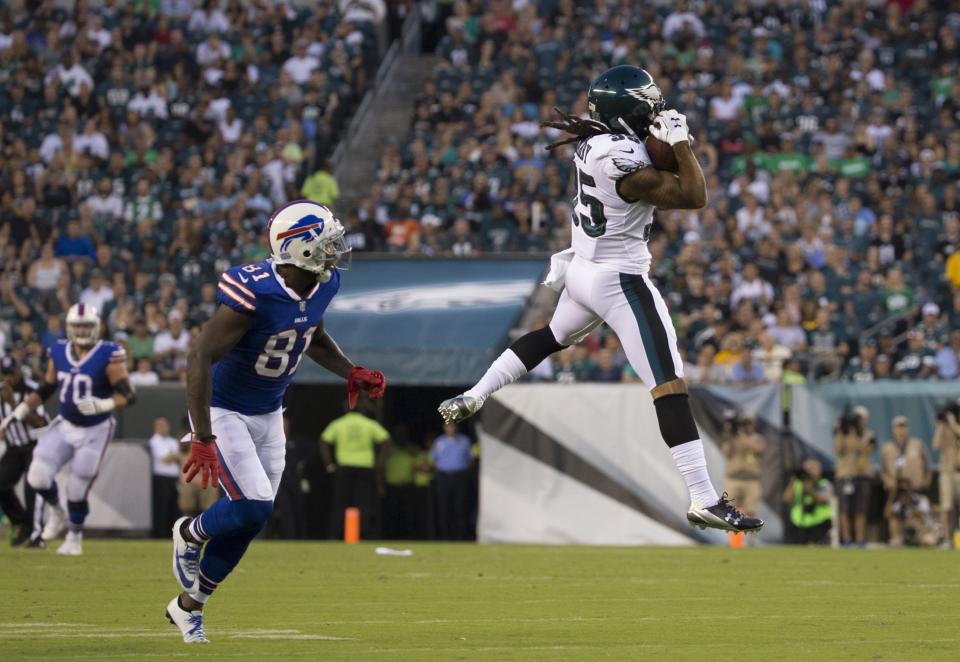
[687,493,764,533]
[26,537,46,549]
[10,525,31,547]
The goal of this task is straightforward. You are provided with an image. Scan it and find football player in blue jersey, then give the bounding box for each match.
[0,303,136,556]
[166,200,386,643]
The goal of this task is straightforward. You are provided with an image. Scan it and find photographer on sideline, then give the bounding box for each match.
[782,458,833,545]
[932,400,960,539]
[721,413,766,519]
[834,405,875,547]
[880,416,931,546]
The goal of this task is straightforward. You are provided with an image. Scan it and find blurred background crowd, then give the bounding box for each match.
[1,0,959,389]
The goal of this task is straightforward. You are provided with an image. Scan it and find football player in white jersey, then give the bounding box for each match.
[439,65,762,534]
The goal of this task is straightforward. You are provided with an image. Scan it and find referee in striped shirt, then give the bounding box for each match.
[0,356,49,546]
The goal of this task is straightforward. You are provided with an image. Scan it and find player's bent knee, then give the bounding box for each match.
[509,326,567,371]
[653,392,699,448]
[230,498,274,531]
[27,462,54,491]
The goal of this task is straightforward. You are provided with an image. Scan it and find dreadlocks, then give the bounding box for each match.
[540,107,611,150]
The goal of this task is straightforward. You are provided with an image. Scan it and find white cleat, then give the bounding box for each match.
[42,505,68,541]
[172,516,202,592]
[56,531,83,556]
[438,394,485,424]
[165,595,208,643]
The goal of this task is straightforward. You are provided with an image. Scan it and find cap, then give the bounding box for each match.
[922,302,940,316]
[852,405,869,419]
[0,355,17,373]
[893,415,908,426]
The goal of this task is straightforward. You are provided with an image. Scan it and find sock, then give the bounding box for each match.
[670,440,719,508]
[67,500,88,533]
[187,517,209,543]
[464,349,527,401]
[190,526,261,604]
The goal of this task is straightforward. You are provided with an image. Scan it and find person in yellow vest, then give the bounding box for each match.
[782,458,833,544]
[320,401,391,539]
[300,159,340,208]
[381,425,431,539]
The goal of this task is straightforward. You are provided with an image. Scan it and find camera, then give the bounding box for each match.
[837,406,862,435]
[936,399,960,423]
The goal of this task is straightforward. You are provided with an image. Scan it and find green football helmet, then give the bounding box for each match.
[587,65,665,138]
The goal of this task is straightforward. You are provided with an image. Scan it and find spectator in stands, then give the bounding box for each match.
[54,219,95,261]
[834,406,875,547]
[752,331,790,382]
[129,358,160,387]
[321,401,391,540]
[300,160,340,208]
[126,318,155,363]
[148,416,181,539]
[894,330,937,380]
[729,350,766,385]
[933,404,960,542]
[935,330,960,380]
[79,269,114,314]
[588,349,621,383]
[721,414,766,521]
[153,311,190,380]
[430,423,475,541]
[881,416,932,546]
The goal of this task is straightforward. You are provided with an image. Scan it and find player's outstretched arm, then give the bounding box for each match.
[304,319,354,379]
[186,305,252,438]
[306,320,386,408]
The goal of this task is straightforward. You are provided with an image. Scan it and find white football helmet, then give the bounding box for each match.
[267,200,351,282]
[66,303,101,347]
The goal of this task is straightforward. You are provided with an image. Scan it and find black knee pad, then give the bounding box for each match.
[654,394,700,448]
[509,327,566,371]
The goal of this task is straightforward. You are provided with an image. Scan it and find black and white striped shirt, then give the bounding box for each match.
[0,378,48,447]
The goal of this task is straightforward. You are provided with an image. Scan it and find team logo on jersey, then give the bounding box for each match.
[299,301,306,312]
[277,215,325,254]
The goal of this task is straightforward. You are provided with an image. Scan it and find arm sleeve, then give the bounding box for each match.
[216,269,258,315]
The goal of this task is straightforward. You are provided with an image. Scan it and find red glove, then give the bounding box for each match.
[183,434,220,489]
[347,366,386,409]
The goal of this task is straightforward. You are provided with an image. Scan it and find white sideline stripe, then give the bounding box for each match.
[0,626,352,641]
[0,623,93,628]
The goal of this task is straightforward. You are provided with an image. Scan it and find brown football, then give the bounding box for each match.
[644,134,695,173]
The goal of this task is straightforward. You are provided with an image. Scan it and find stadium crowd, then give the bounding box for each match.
[0,0,959,388]
[0,0,384,382]
[361,0,960,384]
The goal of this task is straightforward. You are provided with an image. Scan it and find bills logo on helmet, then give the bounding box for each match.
[276,214,325,257]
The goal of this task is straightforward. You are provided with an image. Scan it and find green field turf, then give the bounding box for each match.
[1,540,957,661]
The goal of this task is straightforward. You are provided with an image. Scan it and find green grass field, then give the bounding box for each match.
[1,541,957,661]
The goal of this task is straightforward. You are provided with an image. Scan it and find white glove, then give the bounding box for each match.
[650,109,690,146]
[0,402,31,433]
[76,396,116,416]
